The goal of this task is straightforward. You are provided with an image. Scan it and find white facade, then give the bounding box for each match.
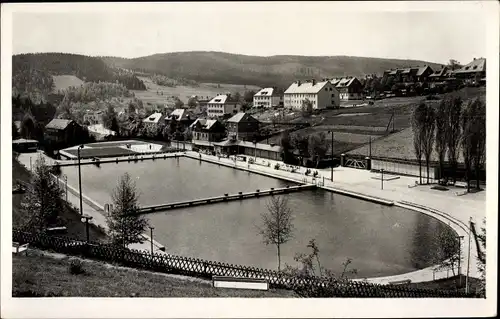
[253,88,283,108]
[142,112,165,130]
[284,80,340,110]
[83,111,103,125]
[207,94,241,118]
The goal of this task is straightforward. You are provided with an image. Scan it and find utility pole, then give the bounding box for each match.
[392,108,395,132]
[77,145,84,215]
[81,214,93,243]
[458,235,464,287]
[329,130,334,181]
[65,175,68,202]
[369,136,372,158]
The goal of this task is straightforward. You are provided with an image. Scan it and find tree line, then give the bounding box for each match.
[412,96,486,191]
[279,130,329,167]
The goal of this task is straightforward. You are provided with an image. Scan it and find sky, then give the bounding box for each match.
[8,2,489,65]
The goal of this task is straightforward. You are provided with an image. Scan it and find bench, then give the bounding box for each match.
[12,242,29,255]
[388,279,411,285]
[212,276,269,291]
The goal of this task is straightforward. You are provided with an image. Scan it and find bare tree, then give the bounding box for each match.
[434,228,462,277]
[472,99,486,190]
[258,195,294,271]
[412,103,426,184]
[446,96,463,183]
[435,98,450,182]
[422,105,436,184]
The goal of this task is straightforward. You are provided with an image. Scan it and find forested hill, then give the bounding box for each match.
[12,53,146,101]
[101,51,443,88]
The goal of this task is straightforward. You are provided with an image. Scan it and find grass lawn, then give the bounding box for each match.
[12,157,108,243]
[12,251,296,297]
[52,75,84,91]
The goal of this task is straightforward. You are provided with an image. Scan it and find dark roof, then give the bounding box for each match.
[45,119,75,130]
[227,112,260,124]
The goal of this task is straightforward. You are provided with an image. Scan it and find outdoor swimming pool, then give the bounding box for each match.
[61,157,454,278]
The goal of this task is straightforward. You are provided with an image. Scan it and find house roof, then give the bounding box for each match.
[454,58,486,74]
[168,108,192,121]
[46,119,74,130]
[330,77,359,88]
[416,66,432,76]
[227,112,259,123]
[429,66,450,78]
[284,80,332,94]
[208,94,237,104]
[143,112,164,124]
[254,87,278,97]
[189,118,219,130]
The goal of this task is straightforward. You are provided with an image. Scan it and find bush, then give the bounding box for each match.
[274,163,280,170]
[313,170,319,177]
[50,164,62,176]
[305,168,311,176]
[69,259,85,275]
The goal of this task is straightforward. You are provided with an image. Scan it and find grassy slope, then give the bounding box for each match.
[12,251,296,297]
[52,75,84,91]
[101,52,442,88]
[12,158,108,243]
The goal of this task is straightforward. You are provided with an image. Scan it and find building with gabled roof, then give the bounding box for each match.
[284,79,340,110]
[207,94,242,118]
[253,87,283,108]
[44,118,82,147]
[189,118,226,150]
[226,112,260,141]
[453,58,486,84]
[142,112,166,131]
[328,77,364,100]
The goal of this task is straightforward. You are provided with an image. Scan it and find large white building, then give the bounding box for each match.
[207,94,241,118]
[284,79,340,110]
[253,87,283,108]
[142,112,165,131]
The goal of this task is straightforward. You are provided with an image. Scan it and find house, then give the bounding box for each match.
[415,65,434,82]
[329,77,364,100]
[453,58,486,84]
[44,119,82,146]
[166,108,196,133]
[284,79,340,110]
[207,94,242,118]
[429,66,453,82]
[253,87,283,108]
[226,112,260,141]
[383,65,434,83]
[189,118,226,151]
[142,112,165,131]
[83,110,103,125]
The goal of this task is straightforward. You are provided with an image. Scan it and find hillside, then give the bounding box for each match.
[12,53,146,101]
[101,51,443,88]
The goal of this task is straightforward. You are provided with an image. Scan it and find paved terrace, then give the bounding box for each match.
[17,150,487,284]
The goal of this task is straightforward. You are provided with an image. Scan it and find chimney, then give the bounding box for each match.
[297,80,301,86]
[312,79,316,85]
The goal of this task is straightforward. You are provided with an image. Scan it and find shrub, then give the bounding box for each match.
[50,164,62,176]
[313,171,319,177]
[305,168,311,176]
[274,163,280,170]
[69,259,85,275]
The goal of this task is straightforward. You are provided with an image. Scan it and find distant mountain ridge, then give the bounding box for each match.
[100,51,443,87]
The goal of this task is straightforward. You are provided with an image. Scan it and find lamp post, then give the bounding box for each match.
[149,226,155,257]
[369,136,372,158]
[77,145,84,215]
[381,169,385,190]
[457,235,464,287]
[328,130,334,181]
[64,174,68,202]
[81,214,93,243]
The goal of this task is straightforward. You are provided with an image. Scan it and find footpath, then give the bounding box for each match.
[18,150,487,284]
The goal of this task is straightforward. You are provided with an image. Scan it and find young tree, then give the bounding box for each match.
[461,101,475,192]
[472,99,486,190]
[308,132,329,168]
[187,96,198,108]
[244,90,256,103]
[258,195,294,271]
[102,104,118,130]
[106,173,149,248]
[174,97,184,108]
[20,156,65,232]
[280,131,295,164]
[422,104,436,184]
[433,227,462,277]
[435,98,450,181]
[20,113,36,140]
[292,134,309,165]
[412,103,426,184]
[476,218,486,297]
[446,96,463,183]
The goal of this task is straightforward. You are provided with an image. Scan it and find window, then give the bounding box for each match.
[331,93,335,97]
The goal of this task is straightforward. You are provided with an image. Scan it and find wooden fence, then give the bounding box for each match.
[12,229,478,298]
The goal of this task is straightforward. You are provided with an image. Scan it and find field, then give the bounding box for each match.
[12,251,295,297]
[52,75,84,91]
[133,76,261,105]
